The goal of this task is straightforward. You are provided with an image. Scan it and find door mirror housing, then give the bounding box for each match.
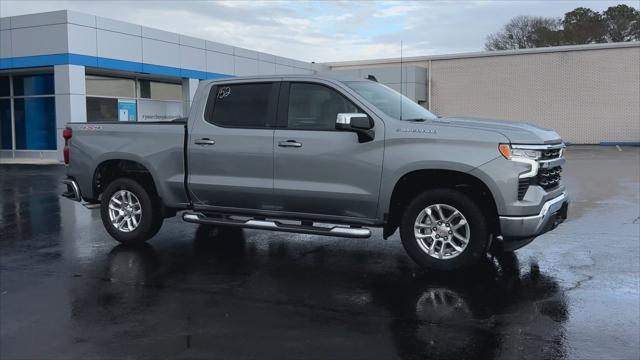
[336,113,375,142]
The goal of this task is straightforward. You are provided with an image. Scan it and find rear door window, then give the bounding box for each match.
[206,82,278,128]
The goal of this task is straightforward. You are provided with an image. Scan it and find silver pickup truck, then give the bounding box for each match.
[61,74,568,271]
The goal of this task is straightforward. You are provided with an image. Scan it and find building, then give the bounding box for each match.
[327,42,640,145]
[1,10,639,163]
[0,10,316,162]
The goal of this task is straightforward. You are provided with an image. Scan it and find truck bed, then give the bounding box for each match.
[65,121,189,207]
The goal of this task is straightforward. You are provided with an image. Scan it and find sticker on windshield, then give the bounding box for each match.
[217,86,231,99]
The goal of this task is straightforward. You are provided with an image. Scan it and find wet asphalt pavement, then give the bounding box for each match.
[1,146,639,360]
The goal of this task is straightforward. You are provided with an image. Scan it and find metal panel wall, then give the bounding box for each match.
[10,24,68,57]
[330,65,428,104]
[428,46,639,144]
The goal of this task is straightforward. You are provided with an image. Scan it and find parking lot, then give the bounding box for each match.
[1,146,638,359]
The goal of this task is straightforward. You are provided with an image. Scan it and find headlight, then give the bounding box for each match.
[498,144,540,178]
[511,148,541,160]
[498,144,541,160]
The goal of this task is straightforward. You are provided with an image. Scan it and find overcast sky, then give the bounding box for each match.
[1,1,636,62]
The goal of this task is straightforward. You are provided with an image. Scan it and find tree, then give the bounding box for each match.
[562,7,607,44]
[603,4,640,42]
[484,4,640,51]
[532,25,563,47]
[485,16,562,50]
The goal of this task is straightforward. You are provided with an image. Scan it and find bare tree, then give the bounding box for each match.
[485,16,561,51]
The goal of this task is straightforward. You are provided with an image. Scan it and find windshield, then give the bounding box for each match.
[345,81,437,121]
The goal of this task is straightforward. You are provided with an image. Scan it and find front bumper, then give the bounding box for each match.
[499,192,569,241]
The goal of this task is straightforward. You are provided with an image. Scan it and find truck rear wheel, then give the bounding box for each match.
[399,188,488,271]
[100,178,163,244]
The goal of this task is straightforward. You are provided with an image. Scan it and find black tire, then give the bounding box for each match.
[399,188,488,271]
[100,178,163,244]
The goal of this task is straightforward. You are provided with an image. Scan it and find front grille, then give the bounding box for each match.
[518,178,530,200]
[540,148,561,160]
[537,166,562,190]
[514,144,564,200]
[517,165,562,200]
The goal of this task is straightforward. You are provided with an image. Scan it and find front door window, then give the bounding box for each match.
[286,83,359,131]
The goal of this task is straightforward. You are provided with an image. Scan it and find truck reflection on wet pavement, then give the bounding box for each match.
[1,146,639,359]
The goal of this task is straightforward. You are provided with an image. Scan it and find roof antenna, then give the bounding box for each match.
[399,40,403,121]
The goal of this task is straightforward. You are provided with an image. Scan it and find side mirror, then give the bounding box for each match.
[336,113,375,142]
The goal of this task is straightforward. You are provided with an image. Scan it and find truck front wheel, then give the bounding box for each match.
[100,178,163,244]
[399,188,488,271]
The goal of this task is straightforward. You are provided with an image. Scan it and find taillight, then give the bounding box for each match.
[63,128,72,165]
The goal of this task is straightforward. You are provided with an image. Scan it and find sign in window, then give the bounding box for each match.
[117,99,137,121]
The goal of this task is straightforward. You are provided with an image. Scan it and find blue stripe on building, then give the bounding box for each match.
[0,53,232,80]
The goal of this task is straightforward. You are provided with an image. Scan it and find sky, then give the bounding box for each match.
[1,1,636,63]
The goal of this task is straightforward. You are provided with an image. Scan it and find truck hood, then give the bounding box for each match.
[436,117,562,144]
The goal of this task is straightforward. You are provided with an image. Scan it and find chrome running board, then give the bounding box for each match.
[61,179,82,202]
[182,212,371,238]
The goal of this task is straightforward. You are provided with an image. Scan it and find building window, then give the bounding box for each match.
[86,74,137,122]
[0,99,11,150]
[138,99,183,122]
[14,97,56,150]
[0,73,56,152]
[86,97,119,122]
[86,75,136,98]
[0,76,9,97]
[13,74,55,96]
[137,79,183,121]
[85,74,184,122]
[138,79,182,101]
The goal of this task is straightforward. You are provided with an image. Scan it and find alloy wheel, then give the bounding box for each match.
[413,204,471,260]
[108,190,142,233]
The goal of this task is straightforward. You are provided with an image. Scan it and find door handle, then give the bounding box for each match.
[194,138,215,146]
[278,140,302,148]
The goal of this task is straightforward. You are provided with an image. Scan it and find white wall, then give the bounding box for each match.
[54,64,86,161]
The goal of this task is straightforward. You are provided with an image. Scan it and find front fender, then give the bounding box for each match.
[376,132,506,221]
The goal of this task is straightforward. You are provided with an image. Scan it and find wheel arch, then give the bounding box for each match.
[91,155,162,206]
[383,168,500,239]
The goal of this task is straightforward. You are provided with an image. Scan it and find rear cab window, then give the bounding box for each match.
[205,82,279,128]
